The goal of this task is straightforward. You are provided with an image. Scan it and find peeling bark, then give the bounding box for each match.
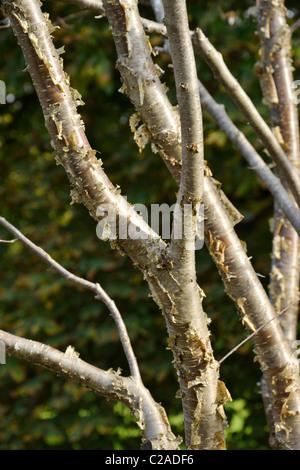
[3,0,300,450]
[99,0,300,449]
[102,0,229,450]
[256,0,300,345]
[255,0,300,448]
[4,0,229,450]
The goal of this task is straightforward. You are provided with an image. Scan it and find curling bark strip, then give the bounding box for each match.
[99,0,300,449]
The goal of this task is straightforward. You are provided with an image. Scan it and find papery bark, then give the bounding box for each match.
[99,0,300,450]
[256,0,300,448]
[4,0,229,450]
[103,0,229,450]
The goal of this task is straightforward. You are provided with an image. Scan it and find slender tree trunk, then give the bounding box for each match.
[256,0,300,345]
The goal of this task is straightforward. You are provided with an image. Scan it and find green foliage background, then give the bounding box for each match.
[0,0,299,450]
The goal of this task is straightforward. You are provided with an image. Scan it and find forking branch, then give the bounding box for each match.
[0,216,141,380]
[47,0,300,210]
[0,329,180,449]
[0,215,180,449]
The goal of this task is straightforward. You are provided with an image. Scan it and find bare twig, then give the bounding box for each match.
[52,0,106,16]
[150,0,164,23]
[290,17,300,34]
[0,238,17,243]
[0,216,141,380]
[219,297,300,365]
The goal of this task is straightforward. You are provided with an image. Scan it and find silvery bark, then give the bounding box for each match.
[102,0,229,450]
[99,0,300,449]
[3,0,229,450]
[256,0,300,448]
[256,0,300,345]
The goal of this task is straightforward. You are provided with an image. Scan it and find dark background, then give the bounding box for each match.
[0,0,299,449]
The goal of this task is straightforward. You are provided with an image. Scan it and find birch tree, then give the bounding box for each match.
[1,0,300,450]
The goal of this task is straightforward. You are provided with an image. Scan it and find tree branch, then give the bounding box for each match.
[0,237,17,243]
[163,0,204,245]
[290,17,300,34]
[0,215,141,380]
[48,0,106,15]
[161,0,213,449]
[0,329,180,449]
[150,0,164,23]
[197,80,300,236]
[192,28,300,210]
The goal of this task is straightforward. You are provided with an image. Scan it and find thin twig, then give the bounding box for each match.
[290,17,300,35]
[0,216,141,380]
[0,238,17,243]
[219,297,300,365]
